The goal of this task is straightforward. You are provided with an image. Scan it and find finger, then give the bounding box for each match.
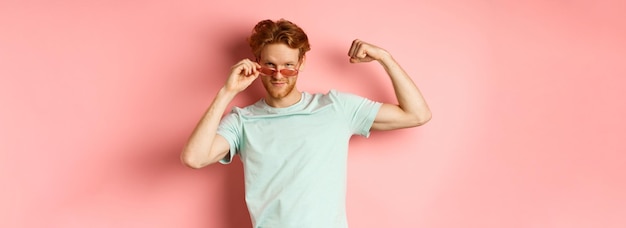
[354,40,363,58]
[233,60,247,71]
[246,62,260,76]
[253,62,261,73]
[251,71,260,78]
[244,69,260,80]
[350,54,364,63]
[348,40,355,57]
[348,39,359,57]
[240,64,248,75]
[247,64,255,75]
[350,41,365,62]
[244,64,253,76]
[233,63,245,75]
[247,62,260,75]
[238,58,251,67]
[239,59,252,73]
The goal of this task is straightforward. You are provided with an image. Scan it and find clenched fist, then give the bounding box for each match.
[348,39,391,63]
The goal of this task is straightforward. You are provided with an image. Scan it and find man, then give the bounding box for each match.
[181,19,431,227]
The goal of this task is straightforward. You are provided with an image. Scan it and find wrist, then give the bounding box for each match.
[218,86,239,100]
[377,51,394,66]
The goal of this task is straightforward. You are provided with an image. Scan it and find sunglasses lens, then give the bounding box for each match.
[281,69,298,76]
[259,68,275,76]
[258,67,298,77]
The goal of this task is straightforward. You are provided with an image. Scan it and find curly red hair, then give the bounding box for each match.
[248,19,311,61]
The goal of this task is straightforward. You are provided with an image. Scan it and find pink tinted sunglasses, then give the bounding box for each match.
[258,67,299,77]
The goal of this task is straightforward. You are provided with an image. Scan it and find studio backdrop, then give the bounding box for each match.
[1,0,625,227]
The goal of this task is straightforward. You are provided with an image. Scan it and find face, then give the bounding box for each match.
[258,43,303,101]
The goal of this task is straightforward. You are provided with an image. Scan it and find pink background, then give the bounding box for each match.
[1,0,625,227]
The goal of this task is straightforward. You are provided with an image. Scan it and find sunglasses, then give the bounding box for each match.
[258,67,299,77]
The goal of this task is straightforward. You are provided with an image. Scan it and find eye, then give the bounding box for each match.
[265,62,275,67]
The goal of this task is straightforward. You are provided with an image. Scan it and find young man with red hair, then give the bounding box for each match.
[182,19,431,227]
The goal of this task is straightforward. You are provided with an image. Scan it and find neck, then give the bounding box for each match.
[264,89,302,108]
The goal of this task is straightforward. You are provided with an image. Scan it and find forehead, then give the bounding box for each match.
[259,43,300,63]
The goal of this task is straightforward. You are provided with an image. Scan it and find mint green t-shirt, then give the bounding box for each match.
[217,90,381,228]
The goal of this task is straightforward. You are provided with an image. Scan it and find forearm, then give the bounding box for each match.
[379,54,432,125]
[181,87,236,168]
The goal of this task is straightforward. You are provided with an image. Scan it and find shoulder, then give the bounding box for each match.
[324,89,373,104]
[228,99,266,116]
[305,90,357,107]
[324,89,361,100]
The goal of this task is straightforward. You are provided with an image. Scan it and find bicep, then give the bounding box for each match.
[371,103,414,131]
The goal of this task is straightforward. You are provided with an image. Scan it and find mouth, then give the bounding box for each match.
[271,81,287,87]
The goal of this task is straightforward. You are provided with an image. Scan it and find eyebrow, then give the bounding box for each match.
[263,61,296,65]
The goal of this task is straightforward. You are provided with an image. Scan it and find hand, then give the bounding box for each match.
[224,59,261,94]
[348,39,390,63]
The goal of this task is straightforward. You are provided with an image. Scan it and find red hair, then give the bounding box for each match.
[248,19,311,61]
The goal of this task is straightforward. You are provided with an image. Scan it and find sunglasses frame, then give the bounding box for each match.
[257,59,302,77]
[258,67,299,77]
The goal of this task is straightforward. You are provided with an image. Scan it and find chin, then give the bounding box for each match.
[267,90,289,99]
[263,84,294,100]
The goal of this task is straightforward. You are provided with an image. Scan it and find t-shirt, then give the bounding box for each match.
[217,90,382,228]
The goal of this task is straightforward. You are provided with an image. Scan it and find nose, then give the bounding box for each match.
[272,69,285,79]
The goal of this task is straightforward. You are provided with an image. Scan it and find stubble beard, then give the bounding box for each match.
[263,80,296,100]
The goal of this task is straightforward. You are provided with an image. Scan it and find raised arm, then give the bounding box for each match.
[180,59,261,169]
[348,39,431,130]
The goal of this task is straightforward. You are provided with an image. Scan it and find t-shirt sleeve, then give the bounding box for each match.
[330,90,382,137]
[216,110,241,164]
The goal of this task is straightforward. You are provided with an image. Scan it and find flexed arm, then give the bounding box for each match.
[348,39,431,130]
[181,59,261,168]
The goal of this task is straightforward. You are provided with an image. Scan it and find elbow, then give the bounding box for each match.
[183,161,205,169]
[180,152,208,169]
[410,111,432,127]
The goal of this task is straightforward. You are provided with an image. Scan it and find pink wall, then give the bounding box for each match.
[2,0,625,227]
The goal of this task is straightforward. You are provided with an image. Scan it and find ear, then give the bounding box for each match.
[299,55,306,72]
